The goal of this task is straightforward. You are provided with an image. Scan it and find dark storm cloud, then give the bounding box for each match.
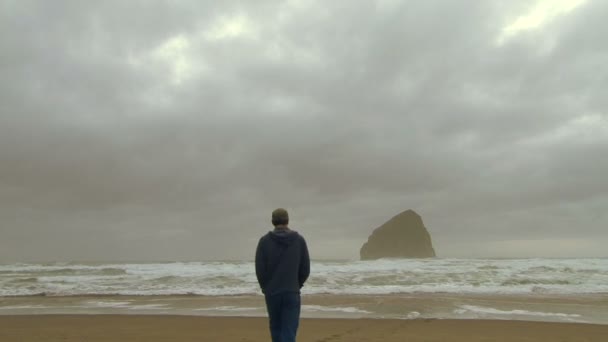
[1,0,607,261]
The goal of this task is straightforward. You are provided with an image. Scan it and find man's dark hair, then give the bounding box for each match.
[272,208,289,226]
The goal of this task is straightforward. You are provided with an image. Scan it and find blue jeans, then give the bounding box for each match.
[264,292,301,342]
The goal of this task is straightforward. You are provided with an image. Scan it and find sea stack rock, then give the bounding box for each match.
[360,209,436,260]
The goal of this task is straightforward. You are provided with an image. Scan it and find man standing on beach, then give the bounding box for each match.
[255,208,310,342]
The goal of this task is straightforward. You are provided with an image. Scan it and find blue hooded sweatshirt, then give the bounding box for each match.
[255,228,310,296]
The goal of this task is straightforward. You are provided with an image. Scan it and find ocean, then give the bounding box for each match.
[1,258,607,323]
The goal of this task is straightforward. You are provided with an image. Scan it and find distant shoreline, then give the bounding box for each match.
[3,259,607,324]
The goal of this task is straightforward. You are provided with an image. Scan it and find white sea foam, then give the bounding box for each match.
[1,259,607,297]
[302,305,371,314]
[454,305,582,318]
[84,301,132,308]
[195,306,260,312]
[404,311,421,319]
[0,305,49,310]
[128,304,168,310]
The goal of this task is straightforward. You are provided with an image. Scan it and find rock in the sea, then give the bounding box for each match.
[360,209,436,260]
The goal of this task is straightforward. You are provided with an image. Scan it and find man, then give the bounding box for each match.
[255,208,310,342]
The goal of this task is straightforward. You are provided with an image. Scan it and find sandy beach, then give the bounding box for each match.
[0,315,606,342]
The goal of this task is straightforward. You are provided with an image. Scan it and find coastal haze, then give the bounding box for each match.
[2,0,608,262]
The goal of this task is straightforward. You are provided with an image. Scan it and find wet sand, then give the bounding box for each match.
[2,293,607,323]
[1,315,607,342]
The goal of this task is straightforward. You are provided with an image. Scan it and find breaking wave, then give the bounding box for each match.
[1,258,607,297]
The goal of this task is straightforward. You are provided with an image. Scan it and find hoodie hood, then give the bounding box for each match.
[269,228,299,246]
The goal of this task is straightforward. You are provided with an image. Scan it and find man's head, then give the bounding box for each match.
[272,208,289,227]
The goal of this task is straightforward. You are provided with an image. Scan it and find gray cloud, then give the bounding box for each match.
[1,0,607,261]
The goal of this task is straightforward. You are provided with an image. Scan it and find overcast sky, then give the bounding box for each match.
[1,0,607,261]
